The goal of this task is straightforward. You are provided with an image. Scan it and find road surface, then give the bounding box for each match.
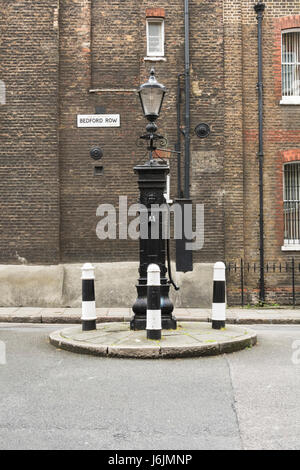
[0,324,299,450]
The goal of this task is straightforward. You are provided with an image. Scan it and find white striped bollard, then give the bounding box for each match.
[146,264,162,340]
[212,262,226,330]
[81,263,97,331]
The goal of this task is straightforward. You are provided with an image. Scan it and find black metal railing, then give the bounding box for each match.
[226,258,300,307]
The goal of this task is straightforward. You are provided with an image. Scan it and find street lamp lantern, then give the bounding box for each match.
[138,68,166,156]
[138,68,166,122]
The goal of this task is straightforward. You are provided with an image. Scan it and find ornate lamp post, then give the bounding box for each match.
[130,69,177,331]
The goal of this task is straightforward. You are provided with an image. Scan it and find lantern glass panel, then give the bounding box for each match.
[139,87,164,117]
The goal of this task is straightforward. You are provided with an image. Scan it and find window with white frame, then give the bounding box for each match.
[281,30,300,103]
[146,19,164,57]
[283,162,300,246]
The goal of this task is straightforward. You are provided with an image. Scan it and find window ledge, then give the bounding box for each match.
[281,244,300,251]
[280,97,300,105]
[144,57,166,62]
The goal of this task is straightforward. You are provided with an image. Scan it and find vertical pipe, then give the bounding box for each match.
[176,74,183,198]
[184,0,190,199]
[254,2,265,304]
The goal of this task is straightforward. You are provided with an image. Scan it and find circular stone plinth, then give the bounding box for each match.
[49,322,257,359]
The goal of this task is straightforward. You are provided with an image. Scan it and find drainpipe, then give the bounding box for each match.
[174,0,193,273]
[175,74,184,198]
[184,0,190,199]
[254,1,265,304]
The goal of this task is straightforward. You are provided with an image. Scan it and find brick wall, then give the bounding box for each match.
[3,1,300,304]
[189,0,225,262]
[0,1,225,266]
[0,1,60,264]
[224,0,300,304]
[59,0,225,263]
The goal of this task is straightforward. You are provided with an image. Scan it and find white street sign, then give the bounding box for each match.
[77,114,120,128]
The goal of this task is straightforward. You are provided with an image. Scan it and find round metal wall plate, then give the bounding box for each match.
[195,123,210,139]
[90,146,103,160]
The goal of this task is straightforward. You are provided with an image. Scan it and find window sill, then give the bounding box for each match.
[144,57,166,62]
[280,97,300,105]
[281,244,300,251]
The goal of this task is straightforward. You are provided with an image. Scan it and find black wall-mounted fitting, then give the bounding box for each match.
[90,146,103,160]
[95,106,106,114]
[195,123,210,139]
[94,166,103,176]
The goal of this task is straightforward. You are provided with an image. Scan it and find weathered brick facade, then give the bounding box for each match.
[0,1,60,264]
[2,1,300,304]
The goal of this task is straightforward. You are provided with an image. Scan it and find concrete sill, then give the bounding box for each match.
[144,57,166,62]
[281,245,300,251]
[280,98,300,105]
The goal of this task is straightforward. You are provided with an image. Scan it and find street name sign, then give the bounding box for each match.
[77,114,120,128]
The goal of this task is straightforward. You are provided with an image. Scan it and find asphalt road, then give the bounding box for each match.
[0,323,299,450]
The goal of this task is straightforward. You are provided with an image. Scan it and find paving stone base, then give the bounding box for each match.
[49,322,257,359]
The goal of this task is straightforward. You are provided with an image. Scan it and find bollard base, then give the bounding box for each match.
[50,322,257,359]
[131,316,177,331]
[147,330,162,340]
[82,319,97,331]
[212,320,226,330]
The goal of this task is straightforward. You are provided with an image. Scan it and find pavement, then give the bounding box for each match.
[49,322,257,359]
[1,306,300,324]
[0,323,300,450]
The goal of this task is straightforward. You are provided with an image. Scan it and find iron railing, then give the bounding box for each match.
[226,258,300,307]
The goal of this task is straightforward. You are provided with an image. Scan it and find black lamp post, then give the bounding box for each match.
[130,69,177,331]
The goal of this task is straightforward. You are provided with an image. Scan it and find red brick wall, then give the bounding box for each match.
[273,15,300,101]
[146,8,165,18]
[224,1,300,305]
[237,3,300,267]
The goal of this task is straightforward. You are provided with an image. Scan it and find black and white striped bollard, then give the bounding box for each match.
[146,264,162,340]
[81,263,97,331]
[212,262,226,330]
